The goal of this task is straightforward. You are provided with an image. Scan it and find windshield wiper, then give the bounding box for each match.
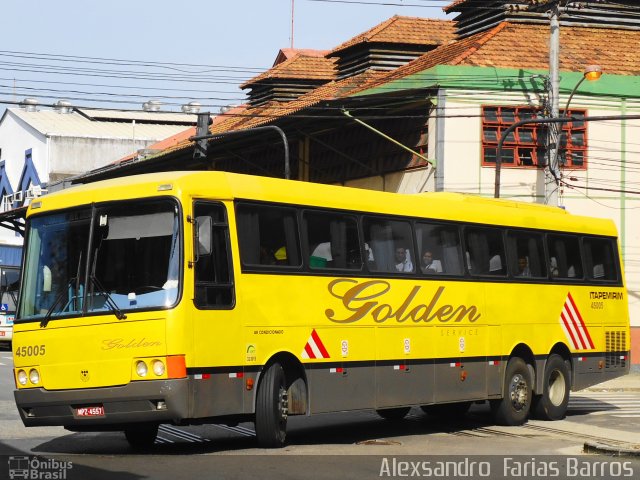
[88,274,127,320]
[40,277,78,328]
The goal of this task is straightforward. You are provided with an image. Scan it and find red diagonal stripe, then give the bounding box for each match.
[568,292,594,349]
[560,311,579,350]
[311,329,330,359]
[565,306,587,350]
[564,297,587,350]
[304,343,316,359]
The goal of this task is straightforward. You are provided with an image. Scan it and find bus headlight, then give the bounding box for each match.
[17,370,28,386]
[136,361,148,377]
[29,369,40,385]
[152,359,165,376]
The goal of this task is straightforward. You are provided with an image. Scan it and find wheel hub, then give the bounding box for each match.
[509,374,529,411]
[279,387,289,422]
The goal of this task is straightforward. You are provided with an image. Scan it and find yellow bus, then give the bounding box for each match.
[12,171,630,448]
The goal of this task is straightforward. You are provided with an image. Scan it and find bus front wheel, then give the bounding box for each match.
[255,362,288,448]
[532,354,571,421]
[490,357,532,426]
[124,423,158,449]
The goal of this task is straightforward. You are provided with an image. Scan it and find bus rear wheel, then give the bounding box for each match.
[124,423,158,449]
[532,354,571,421]
[490,357,532,426]
[255,362,288,448]
[376,407,410,420]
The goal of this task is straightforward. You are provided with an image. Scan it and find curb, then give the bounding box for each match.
[585,387,640,392]
[584,442,640,457]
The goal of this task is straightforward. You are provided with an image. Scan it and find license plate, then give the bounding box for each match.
[76,406,105,417]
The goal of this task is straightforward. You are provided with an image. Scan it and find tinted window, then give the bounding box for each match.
[507,231,547,278]
[362,217,414,274]
[584,237,618,281]
[548,234,583,279]
[193,202,234,308]
[0,267,20,313]
[415,222,463,275]
[464,227,506,276]
[304,211,361,270]
[236,203,301,268]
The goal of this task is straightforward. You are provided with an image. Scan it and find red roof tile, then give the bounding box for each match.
[273,48,329,66]
[329,15,455,55]
[352,22,640,94]
[241,54,337,88]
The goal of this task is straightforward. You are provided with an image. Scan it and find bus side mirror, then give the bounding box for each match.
[196,216,212,257]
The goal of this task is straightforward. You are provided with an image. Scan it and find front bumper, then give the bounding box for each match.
[14,378,189,428]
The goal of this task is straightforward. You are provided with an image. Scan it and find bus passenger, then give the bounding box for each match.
[421,250,443,274]
[274,246,288,265]
[516,256,531,277]
[395,246,414,273]
[310,242,332,268]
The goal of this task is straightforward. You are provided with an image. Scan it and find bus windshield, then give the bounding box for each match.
[18,199,180,321]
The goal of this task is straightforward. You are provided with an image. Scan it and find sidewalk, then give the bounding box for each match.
[581,366,640,456]
[586,365,640,391]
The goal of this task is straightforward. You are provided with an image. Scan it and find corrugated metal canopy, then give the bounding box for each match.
[77,108,197,124]
[8,108,195,141]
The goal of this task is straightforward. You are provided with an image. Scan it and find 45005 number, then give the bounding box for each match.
[14,345,46,357]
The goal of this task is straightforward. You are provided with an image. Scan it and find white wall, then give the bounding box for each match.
[49,136,159,176]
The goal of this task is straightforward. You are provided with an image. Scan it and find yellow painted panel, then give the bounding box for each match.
[13,318,166,390]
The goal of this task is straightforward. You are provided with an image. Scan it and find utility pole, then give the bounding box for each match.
[546,0,561,206]
[290,0,295,49]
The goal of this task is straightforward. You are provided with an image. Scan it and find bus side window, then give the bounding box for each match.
[236,203,301,268]
[193,202,234,308]
[506,231,546,278]
[363,217,414,274]
[547,234,583,280]
[584,236,618,281]
[464,227,506,276]
[303,210,361,270]
[414,222,463,275]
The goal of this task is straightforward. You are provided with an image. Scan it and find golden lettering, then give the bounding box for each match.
[325,280,481,325]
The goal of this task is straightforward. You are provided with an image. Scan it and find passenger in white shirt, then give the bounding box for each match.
[394,246,414,273]
[421,250,443,273]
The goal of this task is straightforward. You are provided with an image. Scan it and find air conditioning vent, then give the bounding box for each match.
[605,330,626,368]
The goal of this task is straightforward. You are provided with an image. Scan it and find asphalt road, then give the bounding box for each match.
[1,349,639,480]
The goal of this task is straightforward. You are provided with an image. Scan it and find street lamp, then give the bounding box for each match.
[545,65,603,204]
[563,65,603,113]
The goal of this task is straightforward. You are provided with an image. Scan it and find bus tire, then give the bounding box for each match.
[376,407,410,421]
[490,357,532,426]
[255,362,288,448]
[124,423,158,449]
[421,401,472,417]
[531,354,571,421]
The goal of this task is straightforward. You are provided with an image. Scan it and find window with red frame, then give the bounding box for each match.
[481,106,587,169]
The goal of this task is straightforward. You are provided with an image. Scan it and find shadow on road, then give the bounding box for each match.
[20,397,622,456]
[28,406,501,455]
[0,439,143,480]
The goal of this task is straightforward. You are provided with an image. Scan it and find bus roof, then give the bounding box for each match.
[29,171,617,237]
